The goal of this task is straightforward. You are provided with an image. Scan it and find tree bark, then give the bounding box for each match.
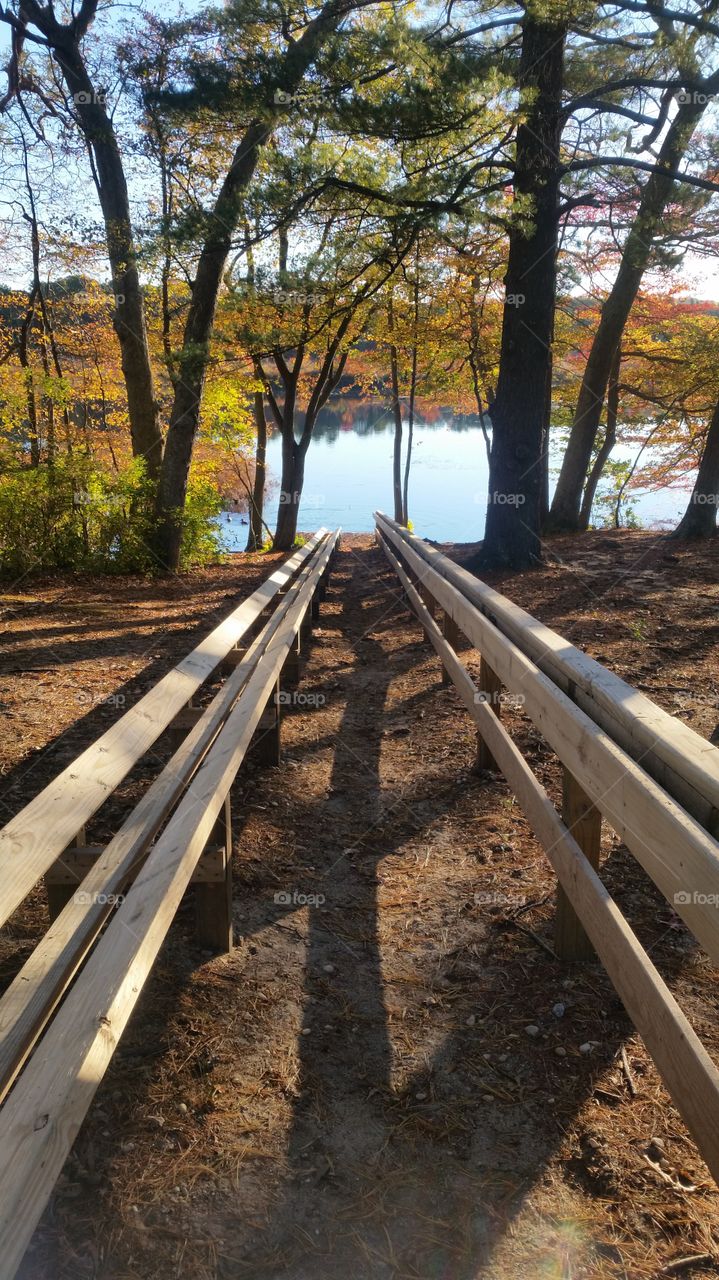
[671,395,719,539]
[155,0,350,570]
[273,435,307,551]
[42,24,163,475]
[246,368,267,552]
[389,339,405,523]
[549,94,709,531]
[480,14,565,570]
[578,344,621,528]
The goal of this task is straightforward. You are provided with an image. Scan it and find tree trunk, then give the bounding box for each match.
[273,434,307,551]
[246,375,267,552]
[578,344,621,528]
[549,95,708,531]
[154,2,347,570]
[155,120,269,569]
[480,15,565,570]
[49,40,164,477]
[671,395,719,539]
[389,340,405,523]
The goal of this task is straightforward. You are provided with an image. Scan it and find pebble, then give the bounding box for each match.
[525,1025,540,1037]
[552,1002,565,1018]
[466,1014,476,1027]
[322,963,335,974]
[178,1103,188,1114]
[579,1041,598,1054]
[415,1091,427,1101]
[301,1027,312,1036]
[555,1046,567,1057]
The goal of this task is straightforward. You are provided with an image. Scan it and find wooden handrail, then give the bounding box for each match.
[376,524,719,1188]
[0,539,334,1101]
[0,530,340,1280]
[0,530,328,928]
[376,511,719,834]
[375,515,719,965]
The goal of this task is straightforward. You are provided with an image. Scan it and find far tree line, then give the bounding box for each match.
[1,0,719,571]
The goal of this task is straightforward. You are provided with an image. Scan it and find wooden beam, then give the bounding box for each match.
[554,770,602,961]
[0,535,338,1104]
[377,528,719,1187]
[477,656,502,771]
[0,530,342,1280]
[0,531,329,928]
[376,517,719,966]
[441,612,461,686]
[376,511,719,833]
[194,794,233,953]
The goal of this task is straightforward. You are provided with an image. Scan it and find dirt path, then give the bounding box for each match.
[15,538,719,1279]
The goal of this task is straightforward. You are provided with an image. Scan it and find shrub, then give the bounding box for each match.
[0,457,224,575]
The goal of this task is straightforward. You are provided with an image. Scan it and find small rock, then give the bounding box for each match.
[415,1091,427,1101]
[525,1025,540,1038]
[178,1103,188,1114]
[301,1027,312,1036]
[552,1002,566,1018]
[322,963,335,974]
[555,1046,567,1057]
[579,1042,597,1054]
[466,1014,476,1027]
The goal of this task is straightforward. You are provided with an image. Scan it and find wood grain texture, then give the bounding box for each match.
[376,517,719,965]
[0,530,340,1280]
[378,528,719,1187]
[0,531,326,927]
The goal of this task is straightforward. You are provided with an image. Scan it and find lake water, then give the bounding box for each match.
[217,407,693,549]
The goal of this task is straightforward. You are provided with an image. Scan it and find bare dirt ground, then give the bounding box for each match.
[2,530,719,1280]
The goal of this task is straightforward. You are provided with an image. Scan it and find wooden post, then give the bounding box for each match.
[251,676,282,767]
[195,793,233,953]
[46,827,87,921]
[554,769,602,961]
[441,612,461,685]
[476,657,502,770]
[283,633,302,688]
[311,588,321,623]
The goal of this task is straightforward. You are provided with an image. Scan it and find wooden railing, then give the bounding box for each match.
[375,511,719,1186]
[0,529,340,1279]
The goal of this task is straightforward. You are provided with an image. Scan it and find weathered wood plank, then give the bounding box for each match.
[0,537,334,1101]
[377,528,719,1187]
[0,532,327,928]
[376,519,719,965]
[376,511,719,831]
[0,530,341,1280]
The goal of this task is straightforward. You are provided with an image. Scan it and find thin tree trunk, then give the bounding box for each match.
[23,13,165,476]
[155,2,348,570]
[389,339,405,523]
[579,344,621,528]
[549,94,710,531]
[246,366,267,552]
[671,394,719,539]
[274,435,306,551]
[480,14,565,570]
